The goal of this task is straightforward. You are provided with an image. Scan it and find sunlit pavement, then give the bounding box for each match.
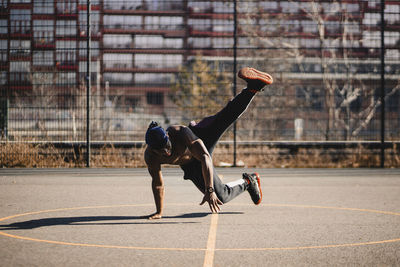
[1,168,400,266]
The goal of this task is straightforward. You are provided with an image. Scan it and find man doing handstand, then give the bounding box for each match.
[144,67,273,219]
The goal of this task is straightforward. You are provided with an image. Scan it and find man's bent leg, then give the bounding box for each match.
[181,161,248,204]
[212,168,248,203]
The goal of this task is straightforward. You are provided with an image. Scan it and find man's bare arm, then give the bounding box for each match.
[145,151,164,219]
[181,127,222,213]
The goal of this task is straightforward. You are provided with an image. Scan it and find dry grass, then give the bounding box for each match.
[212,144,400,168]
[0,142,71,168]
[1,143,399,168]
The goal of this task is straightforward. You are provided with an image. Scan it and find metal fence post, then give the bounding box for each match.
[86,0,91,167]
[232,0,238,167]
[380,0,386,168]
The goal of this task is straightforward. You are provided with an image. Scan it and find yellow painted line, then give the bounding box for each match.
[228,203,400,216]
[259,204,400,216]
[0,203,204,251]
[0,231,202,251]
[1,203,400,252]
[0,204,153,222]
[216,238,400,251]
[203,213,219,267]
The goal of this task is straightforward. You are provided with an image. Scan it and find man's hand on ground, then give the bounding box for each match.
[200,192,223,213]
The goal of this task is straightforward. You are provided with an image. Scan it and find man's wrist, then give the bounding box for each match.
[205,186,214,194]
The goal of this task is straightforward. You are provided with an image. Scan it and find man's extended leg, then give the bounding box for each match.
[189,67,273,153]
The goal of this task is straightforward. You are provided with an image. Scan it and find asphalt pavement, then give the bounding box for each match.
[0,168,400,266]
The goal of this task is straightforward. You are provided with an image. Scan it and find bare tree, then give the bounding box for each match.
[303,1,400,140]
[170,56,232,123]
[240,0,400,140]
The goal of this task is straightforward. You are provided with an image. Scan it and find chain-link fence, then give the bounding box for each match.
[1,0,399,168]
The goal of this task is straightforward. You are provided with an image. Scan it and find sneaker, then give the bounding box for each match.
[238,67,273,91]
[243,173,263,205]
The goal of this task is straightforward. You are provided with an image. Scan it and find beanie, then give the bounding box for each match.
[145,126,168,149]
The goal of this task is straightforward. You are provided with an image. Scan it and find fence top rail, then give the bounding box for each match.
[1,140,399,149]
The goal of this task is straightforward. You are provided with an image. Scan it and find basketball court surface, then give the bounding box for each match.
[1,168,399,266]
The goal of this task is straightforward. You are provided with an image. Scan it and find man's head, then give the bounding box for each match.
[145,121,171,156]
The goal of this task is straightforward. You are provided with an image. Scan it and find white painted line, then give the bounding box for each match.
[203,213,219,267]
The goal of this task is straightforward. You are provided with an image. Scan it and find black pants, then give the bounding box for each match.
[180,89,255,203]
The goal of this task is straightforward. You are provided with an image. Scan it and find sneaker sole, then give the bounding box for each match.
[238,67,273,85]
[254,172,262,205]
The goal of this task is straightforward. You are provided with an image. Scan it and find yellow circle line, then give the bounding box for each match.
[0,231,203,251]
[0,204,154,222]
[1,203,400,251]
[216,238,400,251]
[252,203,400,216]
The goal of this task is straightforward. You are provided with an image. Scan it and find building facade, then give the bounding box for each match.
[0,0,399,140]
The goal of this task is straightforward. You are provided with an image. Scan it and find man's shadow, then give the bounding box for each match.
[0,212,243,230]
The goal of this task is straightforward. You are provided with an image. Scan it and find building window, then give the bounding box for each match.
[146,92,164,105]
[0,40,7,62]
[79,0,100,4]
[281,1,299,13]
[56,0,76,14]
[104,15,142,30]
[103,53,132,69]
[188,37,211,48]
[213,2,233,13]
[146,0,183,11]
[10,0,30,3]
[134,35,183,49]
[0,20,7,34]
[301,20,318,34]
[78,61,98,73]
[56,40,76,66]
[103,73,133,86]
[10,61,30,83]
[363,13,380,26]
[10,9,31,34]
[164,38,183,49]
[104,0,141,10]
[33,0,54,14]
[134,54,182,68]
[79,41,99,57]
[33,51,54,66]
[188,19,211,31]
[0,0,7,9]
[259,1,278,11]
[78,61,97,82]
[0,71,6,85]
[104,34,132,49]
[33,20,54,45]
[56,20,77,36]
[134,35,162,48]
[188,1,211,13]
[145,16,157,30]
[135,73,172,85]
[212,38,234,48]
[79,10,100,35]
[145,16,183,30]
[212,19,234,32]
[10,40,31,56]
